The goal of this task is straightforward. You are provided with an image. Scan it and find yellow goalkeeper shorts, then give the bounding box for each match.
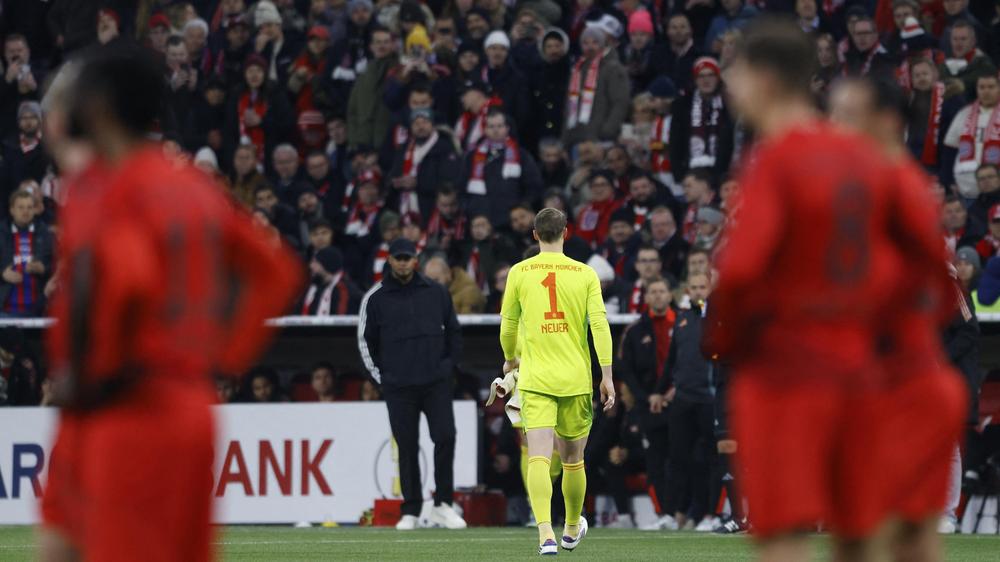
[519,390,593,441]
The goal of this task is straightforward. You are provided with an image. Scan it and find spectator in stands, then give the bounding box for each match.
[423,254,486,313]
[669,58,733,182]
[245,367,286,402]
[0,34,43,136]
[704,0,758,54]
[618,277,675,527]
[254,2,299,87]
[575,169,622,248]
[95,8,120,46]
[217,14,254,87]
[215,376,238,404]
[813,33,840,95]
[388,108,461,220]
[358,237,467,530]
[601,207,641,279]
[0,189,52,317]
[288,26,333,117]
[311,363,337,402]
[459,214,517,297]
[956,245,982,291]
[379,82,434,171]
[621,9,658,95]
[940,0,990,55]
[272,143,306,202]
[1,101,48,200]
[187,77,228,154]
[563,26,629,146]
[463,109,542,230]
[606,145,641,200]
[366,211,402,285]
[685,249,712,279]
[347,26,399,150]
[303,150,342,215]
[230,144,268,207]
[976,204,1000,259]
[625,172,677,232]
[693,206,725,253]
[383,25,456,128]
[307,218,335,259]
[296,188,327,249]
[646,77,679,194]
[146,13,171,54]
[971,163,1000,230]
[184,18,211,75]
[943,193,982,252]
[343,170,386,270]
[454,78,501,153]
[538,139,570,191]
[647,206,689,281]
[400,212,429,256]
[425,187,467,254]
[940,20,996,97]
[842,16,893,79]
[650,272,716,531]
[907,58,964,173]
[619,245,664,314]
[680,170,718,245]
[254,184,299,242]
[945,74,1000,201]
[302,246,362,315]
[482,31,529,130]
[223,54,293,172]
[527,29,571,154]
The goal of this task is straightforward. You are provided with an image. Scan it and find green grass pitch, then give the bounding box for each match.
[2,526,1000,561]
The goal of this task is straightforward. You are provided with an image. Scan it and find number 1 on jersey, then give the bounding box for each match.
[541,272,565,320]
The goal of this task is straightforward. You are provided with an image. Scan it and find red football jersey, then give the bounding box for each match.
[46,146,304,401]
[709,121,937,380]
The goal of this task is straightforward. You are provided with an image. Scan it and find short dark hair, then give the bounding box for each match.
[951,18,976,34]
[977,73,1000,86]
[254,184,276,196]
[976,163,999,177]
[738,17,817,98]
[943,193,963,207]
[644,276,670,293]
[485,107,508,125]
[533,207,567,243]
[685,168,716,187]
[436,185,458,198]
[9,189,33,208]
[629,171,655,186]
[409,81,433,96]
[69,46,165,139]
[637,244,660,258]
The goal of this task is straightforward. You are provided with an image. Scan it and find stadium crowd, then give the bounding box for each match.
[0,0,998,533]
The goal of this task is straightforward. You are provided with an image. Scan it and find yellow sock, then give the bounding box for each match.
[562,460,586,536]
[549,449,562,483]
[527,456,555,544]
[520,444,529,487]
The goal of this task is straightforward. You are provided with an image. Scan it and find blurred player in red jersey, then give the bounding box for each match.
[708,19,960,562]
[829,77,967,562]
[37,48,303,562]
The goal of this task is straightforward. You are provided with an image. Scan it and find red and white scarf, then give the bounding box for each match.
[957,101,1000,171]
[566,55,602,128]
[20,134,40,154]
[345,202,382,237]
[455,98,500,152]
[690,91,723,169]
[238,90,267,160]
[650,116,671,173]
[341,181,355,213]
[683,204,698,244]
[427,209,466,241]
[301,273,347,316]
[921,82,945,166]
[467,138,521,195]
[399,131,439,215]
[466,245,487,294]
[393,124,409,148]
[844,44,887,77]
[631,204,649,229]
[373,242,389,283]
[628,279,646,313]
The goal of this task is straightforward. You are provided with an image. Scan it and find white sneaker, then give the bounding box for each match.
[606,514,635,529]
[430,503,467,529]
[538,538,558,556]
[695,516,721,532]
[640,513,679,531]
[396,514,419,530]
[938,515,957,534]
[681,518,695,531]
[561,517,588,551]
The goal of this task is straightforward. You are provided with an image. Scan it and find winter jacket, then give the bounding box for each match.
[939,52,997,100]
[462,144,543,229]
[445,266,486,313]
[387,131,462,219]
[669,90,735,181]
[943,289,983,425]
[347,53,400,150]
[0,219,53,313]
[618,312,676,429]
[562,51,630,146]
[359,271,462,389]
[655,303,713,404]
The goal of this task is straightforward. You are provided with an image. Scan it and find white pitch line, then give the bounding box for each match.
[217,535,735,546]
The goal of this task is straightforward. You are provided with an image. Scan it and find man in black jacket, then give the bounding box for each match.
[650,272,716,531]
[618,277,675,526]
[0,189,52,317]
[358,238,467,531]
[387,108,461,221]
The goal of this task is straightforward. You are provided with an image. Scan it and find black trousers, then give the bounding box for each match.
[709,453,744,521]
[644,424,670,514]
[664,397,716,520]
[383,377,456,516]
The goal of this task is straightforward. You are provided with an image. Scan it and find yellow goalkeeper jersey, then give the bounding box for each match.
[499,251,613,397]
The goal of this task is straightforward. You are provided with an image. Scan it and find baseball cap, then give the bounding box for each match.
[308,26,330,41]
[956,246,981,270]
[149,13,170,30]
[389,238,418,258]
[696,206,725,226]
[459,77,491,96]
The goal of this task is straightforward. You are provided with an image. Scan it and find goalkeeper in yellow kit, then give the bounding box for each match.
[499,208,615,556]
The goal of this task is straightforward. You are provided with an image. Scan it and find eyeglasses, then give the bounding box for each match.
[976,174,999,182]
